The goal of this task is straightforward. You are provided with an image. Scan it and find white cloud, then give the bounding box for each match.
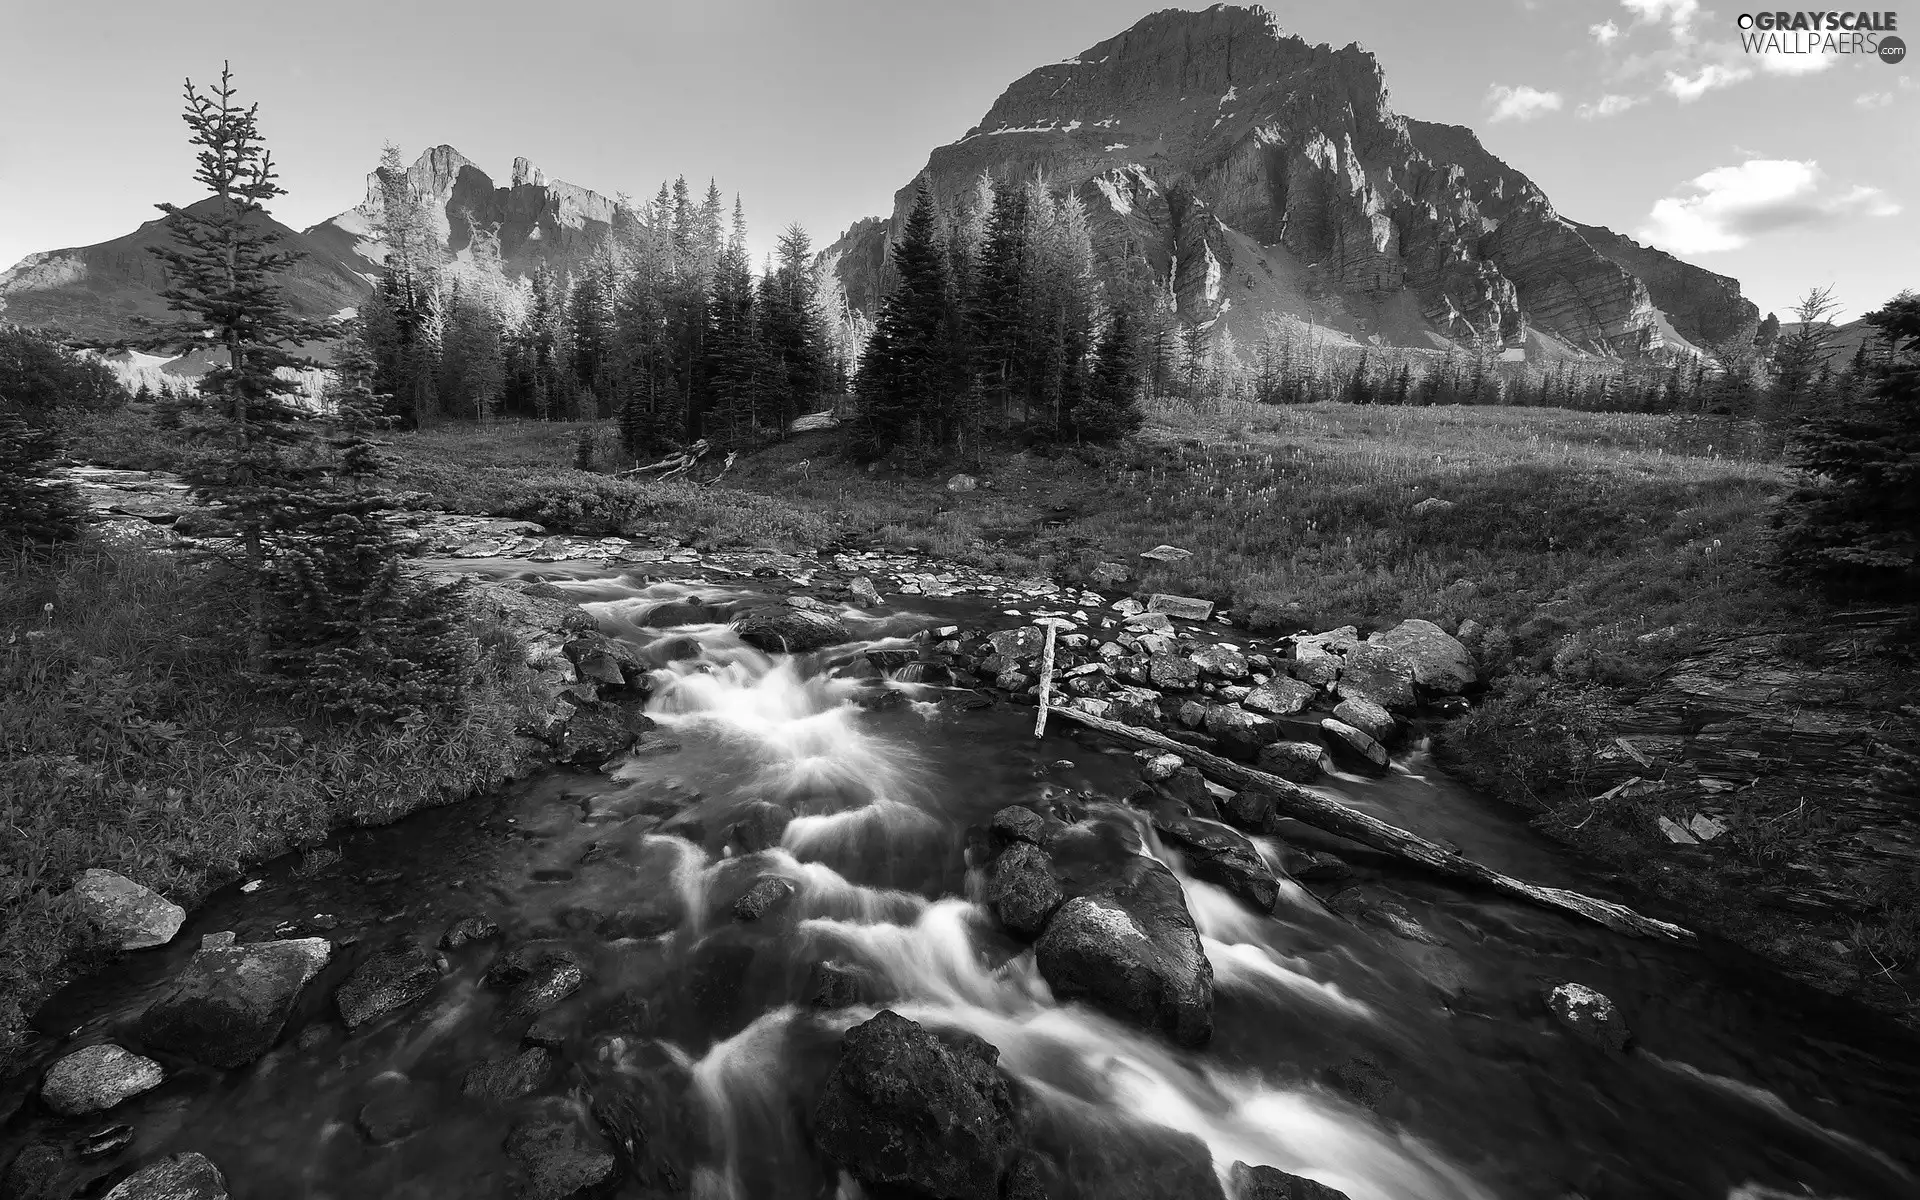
[1753,49,1836,75]
[1577,93,1643,118]
[1664,63,1752,101]
[1621,0,1701,39]
[1856,91,1894,108]
[1637,159,1903,254]
[1485,83,1565,122]
[1591,19,1621,45]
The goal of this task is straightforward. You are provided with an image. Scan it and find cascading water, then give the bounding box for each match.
[3,568,1916,1200]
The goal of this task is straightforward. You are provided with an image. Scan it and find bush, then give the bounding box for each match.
[0,412,84,547]
[0,325,128,418]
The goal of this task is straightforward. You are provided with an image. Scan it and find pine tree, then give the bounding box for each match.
[0,412,83,548]
[1069,306,1145,443]
[845,185,959,461]
[761,222,828,433]
[1346,350,1372,404]
[1773,291,1920,599]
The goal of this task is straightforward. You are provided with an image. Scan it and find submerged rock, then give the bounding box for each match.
[356,1072,435,1144]
[1035,858,1214,1048]
[1142,807,1279,913]
[810,959,885,1009]
[335,945,441,1030]
[72,869,184,950]
[506,1098,619,1200]
[101,1153,228,1200]
[461,1047,553,1105]
[504,960,587,1022]
[1230,1160,1352,1200]
[136,937,332,1068]
[1546,982,1631,1053]
[813,1010,1018,1200]
[439,914,500,951]
[39,1044,164,1116]
[732,876,796,921]
[730,801,794,853]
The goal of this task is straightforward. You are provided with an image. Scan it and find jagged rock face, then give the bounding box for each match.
[824,3,1753,357]
[1569,221,1760,349]
[303,145,626,283]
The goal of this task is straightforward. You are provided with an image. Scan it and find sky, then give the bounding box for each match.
[0,0,1913,321]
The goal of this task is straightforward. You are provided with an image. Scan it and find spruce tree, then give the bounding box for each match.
[1069,306,1145,443]
[0,412,84,548]
[1773,291,1920,599]
[845,186,958,460]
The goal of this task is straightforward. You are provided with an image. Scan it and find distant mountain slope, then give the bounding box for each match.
[823,4,1759,359]
[0,197,367,344]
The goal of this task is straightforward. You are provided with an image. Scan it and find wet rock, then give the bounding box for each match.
[1256,741,1328,783]
[1334,644,1417,713]
[505,960,587,1022]
[1325,1055,1395,1112]
[1041,1116,1225,1200]
[1144,807,1280,912]
[1230,1160,1352,1200]
[1286,642,1343,689]
[102,1153,228,1200]
[989,805,1051,848]
[1241,677,1315,716]
[357,1072,435,1144]
[1331,696,1396,746]
[1144,765,1221,820]
[136,937,332,1068]
[485,943,586,989]
[1545,982,1630,1053]
[1203,706,1283,761]
[988,842,1065,937]
[1330,891,1443,945]
[732,876,796,922]
[1188,644,1249,680]
[1221,786,1277,834]
[849,576,884,607]
[524,1007,576,1050]
[72,869,184,950]
[336,944,441,1030]
[506,1099,619,1200]
[813,1010,1018,1200]
[730,801,793,853]
[1147,594,1214,621]
[583,1037,711,1190]
[439,913,499,948]
[1177,700,1208,728]
[1139,753,1186,782]
[77,1126,136,1159]
[988,626,1045,662]
[810,959,884,1009]
[734,606,850,653]
[1,1139,73,1200]
[1368,618,1476,695]
[1035,858,1213,1047]
[557,704,651,768]
[40,1044,164,1116]
[461,1047,553,1104]
[1319,719,1390,775]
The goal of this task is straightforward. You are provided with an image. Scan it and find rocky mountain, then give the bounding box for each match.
[823,4,1759,359]
[0,147,624,351]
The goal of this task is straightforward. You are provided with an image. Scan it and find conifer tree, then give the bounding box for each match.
[845,185,958,460]
[0,412,83,548]
[1069,306,1144,443]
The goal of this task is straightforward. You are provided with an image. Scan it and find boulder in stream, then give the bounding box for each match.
[734,606,850,653]
[812,1010,1018,1200]
[356,1072,436,1144]
[730,801,793,853]
[461,1047,554,1105]
[1333,644,1417,713]
[1255,740,1328,783]
[987,842,1064,937]
[1319,719,1390,775]
[732,876,796,921]
[1331,696,1396,746]
[72,869,184,950]
[1140,805,1280,913]
[506,1097,619,1200]
[335,944,441,1030]
[440,914,501,951]
[1203,706,1284,761]
[1545,982,1631,1053]
[1242,677,1316,717]
[136,937,332,1068]
[102,1153,228,1200]
[1367,619,1476,695]
[1230,1160,1353,1200]
[39,1044,165,1117]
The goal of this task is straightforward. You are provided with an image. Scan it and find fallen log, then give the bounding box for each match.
[1050,706,1693,942]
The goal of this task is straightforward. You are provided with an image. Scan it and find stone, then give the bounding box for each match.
[1331,696,1395,745]
[1242,677,1316,716]
[461,1047,553,1104]
[1144,807,1279,912]
[733,606,850,653]
[1230,1160,1352,1200]
[1121,611,1175,635]
[1177,700,1208,728]
[102,1153,228,1200]
[356,1072,435,1144]
[136,937,332,1068]
[1688,813,1728,841]
[1139,752,1186,782]
[1188,644,1248,679]
[947,473,979,492]
[989,842,1064,937]
[335,945,440,1030]
[485,943,586,990]
[1202,706,1283,761]
[849,576,884,607]
[732,876,796,921]
[988,626,1046,662]
[504,961,586,1022]
[1320,719,1390,775]
[1335,644,1418,712]
[1256,741,1328,783]
[1286,643,1342,689]
[72,869,184,950]
[810,959,884,1009]
[506,1100,619,1200]
[1089,561,1130,586]
[989,806,1051,847]
[39,1044,164,1116]
[1138,545,1193,563]
[1221,786,1278,834]
[1367,619,1476,695]
[1545,982,1630,1053]
[439,914,500,951]
[1410,497,1456,518]
[1035,857,1213,1047]
[1147,653,1200,691]
[1146,594,1214,621]
[812,1010,1017,1200]
[1656,816,1699,845]
[731,801,793,853]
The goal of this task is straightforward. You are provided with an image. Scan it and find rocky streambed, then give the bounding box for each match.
[5,551,1920,1200]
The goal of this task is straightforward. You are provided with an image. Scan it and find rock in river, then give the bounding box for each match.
[136,938,332,1068]
[102,1153,228,1200]
[733,606,850,653]
[813,1010,1018,1200]
[72,869,184,950]
[1545,982,1631,1053]
[39,1044,164,1116]
[1230,1160,1352,1200]
[335,944,441,1030]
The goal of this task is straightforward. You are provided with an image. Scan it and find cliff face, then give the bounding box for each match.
[823,4,1755,358]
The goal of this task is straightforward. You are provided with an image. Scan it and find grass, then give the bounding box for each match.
[0,542,532,1070]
